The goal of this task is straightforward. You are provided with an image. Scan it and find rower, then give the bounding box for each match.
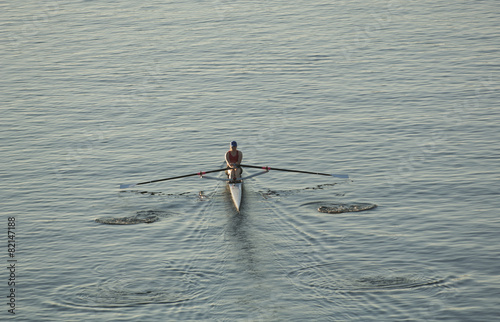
[225,141,243,182]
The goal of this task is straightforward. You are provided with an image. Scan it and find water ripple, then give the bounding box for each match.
[51,266,218,309]
[287,260,450,293]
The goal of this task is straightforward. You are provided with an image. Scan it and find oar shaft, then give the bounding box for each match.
[135,168,228,186]
[240,164,340,177]
[269,167,332,176]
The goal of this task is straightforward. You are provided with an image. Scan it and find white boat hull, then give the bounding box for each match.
[228,182,242,211]
[202,170,269,212]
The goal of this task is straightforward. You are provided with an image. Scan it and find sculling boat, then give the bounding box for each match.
[119,164,349,212]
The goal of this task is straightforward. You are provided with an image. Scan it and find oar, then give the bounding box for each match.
[119,168,229,189]
[240,164,349,179]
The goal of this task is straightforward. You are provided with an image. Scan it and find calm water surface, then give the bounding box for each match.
[1,0,499,321]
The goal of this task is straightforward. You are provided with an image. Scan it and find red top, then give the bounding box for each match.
[227,151,239,163]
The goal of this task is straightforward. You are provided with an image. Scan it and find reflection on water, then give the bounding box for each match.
[225,208,262,278]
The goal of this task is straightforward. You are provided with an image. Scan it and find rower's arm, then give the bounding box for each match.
[237,151,243,165]
[225,152,233,167]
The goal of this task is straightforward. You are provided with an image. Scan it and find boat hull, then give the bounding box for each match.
[228,182,242,211]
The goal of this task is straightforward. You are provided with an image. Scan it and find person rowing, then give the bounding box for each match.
[225,141,243,182]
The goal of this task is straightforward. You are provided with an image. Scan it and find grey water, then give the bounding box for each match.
[1,0,499,320]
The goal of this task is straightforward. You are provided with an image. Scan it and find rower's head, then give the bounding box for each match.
[230,141,237,150]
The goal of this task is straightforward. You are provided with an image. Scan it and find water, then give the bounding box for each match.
[1,0,499,320]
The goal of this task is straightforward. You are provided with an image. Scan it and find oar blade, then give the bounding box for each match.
[332,174,349,179]
[119,183,136,189]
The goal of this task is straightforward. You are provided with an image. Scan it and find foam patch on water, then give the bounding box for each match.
[119,189,213,201]
[95,210,167,225]
[259,183,339,199]
[119,190,194,197]
[317,203,377,214]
